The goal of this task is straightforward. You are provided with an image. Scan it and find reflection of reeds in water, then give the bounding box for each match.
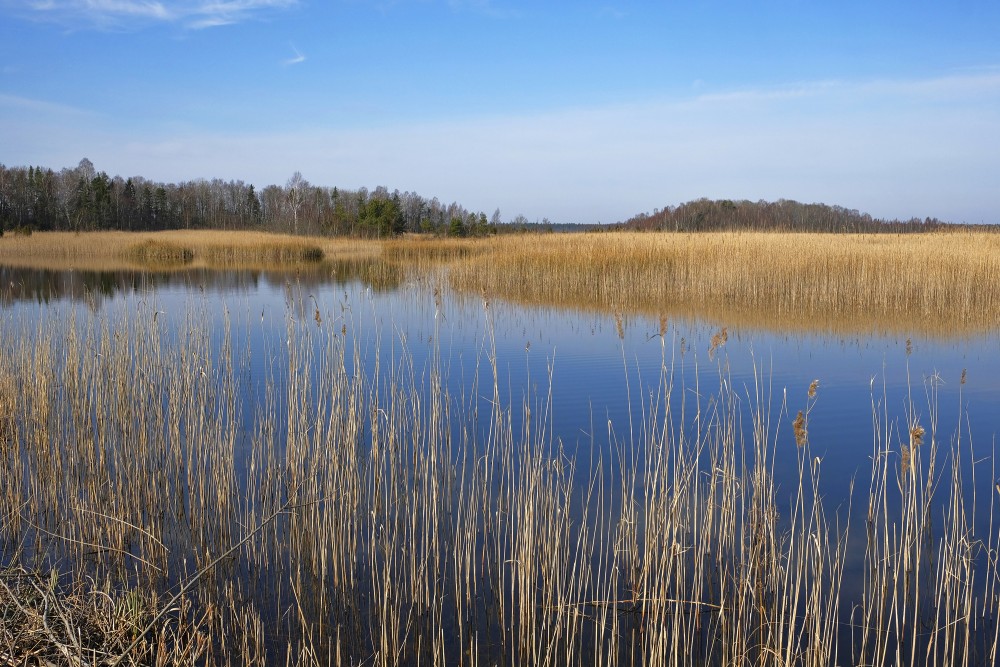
[0,291,997,665]
[328,257,403,292]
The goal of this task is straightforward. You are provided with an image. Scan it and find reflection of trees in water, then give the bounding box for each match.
[0,266,153,309]
[0,259,403,309]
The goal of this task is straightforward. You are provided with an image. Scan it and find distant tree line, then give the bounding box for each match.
[620,198,960,233]
[0,159,531,238]
[3,160,976,239]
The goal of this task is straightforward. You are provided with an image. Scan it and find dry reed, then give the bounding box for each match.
[0,230,382,272]
[4,229,999,337]
[442,231,1000,337]
[124,238,196,266]
[0,281,996,665]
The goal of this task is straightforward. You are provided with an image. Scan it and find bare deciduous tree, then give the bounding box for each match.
[286,171,308,235]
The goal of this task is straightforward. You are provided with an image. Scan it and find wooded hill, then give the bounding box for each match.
[619,198,958,233]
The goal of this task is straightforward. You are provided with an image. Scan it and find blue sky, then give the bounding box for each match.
[2,1,999,224]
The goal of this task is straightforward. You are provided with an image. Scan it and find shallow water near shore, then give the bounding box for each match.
[5,262,994,487]
[2,260,999,664]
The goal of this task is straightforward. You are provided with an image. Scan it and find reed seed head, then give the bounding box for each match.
[708,327,728,359]
[793,410,807,447]
[807,379,819,399]
[909,424,925,447]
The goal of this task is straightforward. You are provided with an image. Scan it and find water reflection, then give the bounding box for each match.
[4,256,997,342]
[0,260,998,664]
[0,259,404,310]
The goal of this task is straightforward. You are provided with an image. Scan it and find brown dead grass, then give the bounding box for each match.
[442,230,1000,337]
[1,295,994,665]
[3,229,999,336]
[0,230,381,272]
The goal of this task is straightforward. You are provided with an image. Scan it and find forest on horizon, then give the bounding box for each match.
[0,159,977,239]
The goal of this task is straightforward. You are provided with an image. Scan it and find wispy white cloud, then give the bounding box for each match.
[685,71,1000,108]
[282,43,305,66]
[856,70,1000,98]
[0,91,93,115]
[186,15,231,28]
[186,0,296,29]
[11,0,297,30]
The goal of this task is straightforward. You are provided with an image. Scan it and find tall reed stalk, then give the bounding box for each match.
[0,285,996,665]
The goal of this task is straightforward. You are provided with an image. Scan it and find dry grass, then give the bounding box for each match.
[0,562,213,666]
[3,229,999,336]
[124,239,196,267]
[382,236,492,264]
[0,230,382,272]
[0,283,996,665]
[442,231,1000,337]
[856,366,1000,666]
[1,228,999,662]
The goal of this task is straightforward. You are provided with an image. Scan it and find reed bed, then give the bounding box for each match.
[442,231,1000,337]
[0,230,382,272]
[0,287,997,665]
[124,239,196,266]
[382,237,493,265]
[4,229,999,336]
[196,236,324,267]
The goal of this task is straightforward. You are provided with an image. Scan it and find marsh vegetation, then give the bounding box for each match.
[403,231,1000,337]
[4,228,999,336]
[1,230,999,665]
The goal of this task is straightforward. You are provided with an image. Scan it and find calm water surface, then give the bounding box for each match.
[3,263,999,659]
[7,265,996,494]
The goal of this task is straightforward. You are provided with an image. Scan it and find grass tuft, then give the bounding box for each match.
[124,239,195,266]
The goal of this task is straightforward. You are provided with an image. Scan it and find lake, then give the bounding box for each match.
[1,260,998,665]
